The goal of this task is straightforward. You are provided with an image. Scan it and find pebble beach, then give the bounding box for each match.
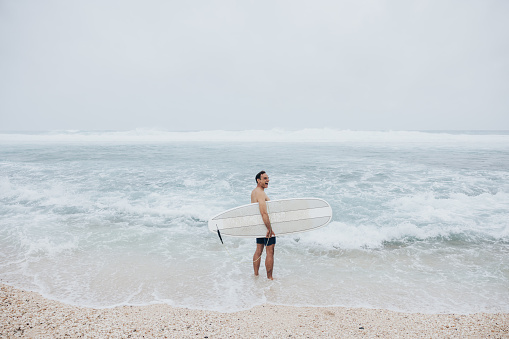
[1,284,508,338]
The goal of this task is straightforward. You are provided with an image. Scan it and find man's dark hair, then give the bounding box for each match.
[255,171,266,183]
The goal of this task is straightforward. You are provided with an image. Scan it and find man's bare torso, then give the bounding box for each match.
[251,186,270,204]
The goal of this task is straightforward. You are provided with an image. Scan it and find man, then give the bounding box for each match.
[251,170,275,280]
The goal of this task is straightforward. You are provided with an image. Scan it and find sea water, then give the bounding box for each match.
[0,129,508,314]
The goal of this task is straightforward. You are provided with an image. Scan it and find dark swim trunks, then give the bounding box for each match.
[256,237,276,246]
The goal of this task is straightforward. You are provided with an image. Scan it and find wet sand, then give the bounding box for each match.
[1,284,508,338]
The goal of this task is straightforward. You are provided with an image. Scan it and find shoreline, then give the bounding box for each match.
[1,284,508,338]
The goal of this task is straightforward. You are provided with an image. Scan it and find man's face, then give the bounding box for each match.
[259,173,269,188]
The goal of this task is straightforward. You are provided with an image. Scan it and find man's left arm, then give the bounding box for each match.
[258,199,275,238]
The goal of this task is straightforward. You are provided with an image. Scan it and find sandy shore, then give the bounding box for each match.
[1,284,507,338]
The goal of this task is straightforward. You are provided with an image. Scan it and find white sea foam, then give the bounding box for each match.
[0,129,508,146]
[1,136,508,314]
[297,221,428,249]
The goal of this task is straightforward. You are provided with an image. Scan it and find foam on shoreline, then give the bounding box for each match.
[1,284,507,338]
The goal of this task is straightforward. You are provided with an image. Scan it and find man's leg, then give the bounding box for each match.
[265,244,274,280]
[253,243,264,276]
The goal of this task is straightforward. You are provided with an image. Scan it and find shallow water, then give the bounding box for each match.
[1,130,508,313]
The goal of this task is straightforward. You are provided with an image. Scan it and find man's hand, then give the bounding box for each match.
[266,228,275,238]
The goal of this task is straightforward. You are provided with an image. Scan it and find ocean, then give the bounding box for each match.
[0,129,508,314]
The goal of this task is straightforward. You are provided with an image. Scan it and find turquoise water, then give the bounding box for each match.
[0,130,508,313]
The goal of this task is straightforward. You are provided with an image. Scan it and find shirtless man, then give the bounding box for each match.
[251,171,276,280]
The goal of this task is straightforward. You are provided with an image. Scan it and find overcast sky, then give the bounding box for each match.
[1,0,508,131]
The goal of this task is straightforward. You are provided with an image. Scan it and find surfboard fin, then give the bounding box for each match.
[216,227,224,244]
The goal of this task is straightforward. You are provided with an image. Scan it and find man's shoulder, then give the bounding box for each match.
[250,188,258,203]
[251,187,267,201]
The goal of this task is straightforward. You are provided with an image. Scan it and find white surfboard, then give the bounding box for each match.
[208,198,332,238]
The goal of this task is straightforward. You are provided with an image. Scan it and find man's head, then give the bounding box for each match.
[255,171,269,188]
